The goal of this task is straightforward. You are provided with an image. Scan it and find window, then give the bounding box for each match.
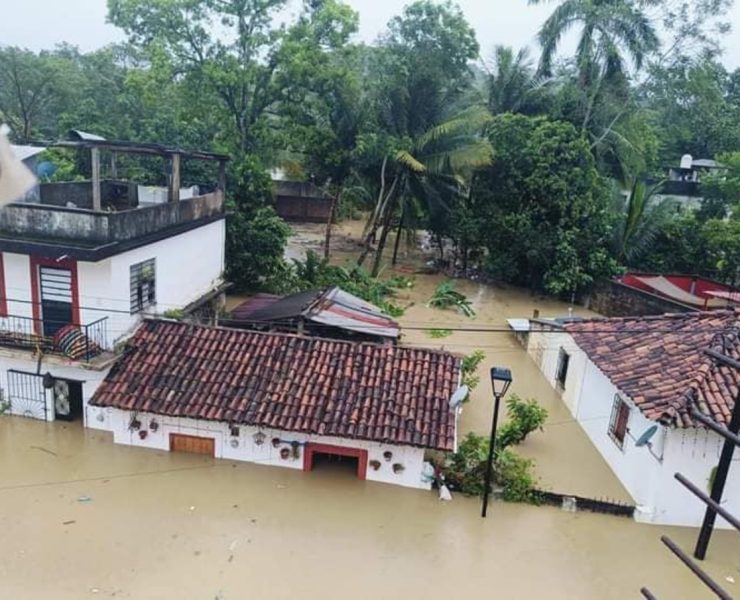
[555,348,570,389]
[608,395,631,449]
[130,259,156,314]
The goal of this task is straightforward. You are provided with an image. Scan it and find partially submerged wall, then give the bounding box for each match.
[588,279,697,318]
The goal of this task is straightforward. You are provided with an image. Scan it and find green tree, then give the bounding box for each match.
[611,177,675,264]
[530,0,659,82]
[471,114,617,294]
[485,46,551,116]
[108,0,287,155]
[699,152,740,220]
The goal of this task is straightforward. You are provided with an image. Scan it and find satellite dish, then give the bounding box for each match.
[449,385,470,408]
[635,425,658,447]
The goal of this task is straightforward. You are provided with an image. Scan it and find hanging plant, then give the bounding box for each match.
[230,438,239,449]
[280,448,291,460]
[369,459,381,471]
[138,430,148,440]
[149,420,159,432]
[253,431,266,446]
[392,463,405,474]
[272,437,281,448]
[383,451,393,462]
[129,418,141,431]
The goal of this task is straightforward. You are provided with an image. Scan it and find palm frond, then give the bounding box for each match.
[395,150,426,173]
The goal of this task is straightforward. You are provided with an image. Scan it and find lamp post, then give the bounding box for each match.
[482,367,513,518]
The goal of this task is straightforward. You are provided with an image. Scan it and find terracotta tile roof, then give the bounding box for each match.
[91,320,461,451]
[564,310,740,427]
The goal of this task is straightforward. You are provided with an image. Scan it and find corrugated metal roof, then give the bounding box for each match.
[10,145,46,162]
[229,287,400,339]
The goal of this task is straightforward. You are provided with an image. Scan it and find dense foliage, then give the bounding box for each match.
[1,0,738,292]
[444,394,549,503]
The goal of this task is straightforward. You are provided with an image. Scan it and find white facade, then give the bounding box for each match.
[527,326,740,528]
[0,350,110,423]
[0,219,225,423]
[86,405,432,490]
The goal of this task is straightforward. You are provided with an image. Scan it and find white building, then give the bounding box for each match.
[0,139,228,426]
[523,310,740,528]
[87,319,462,490]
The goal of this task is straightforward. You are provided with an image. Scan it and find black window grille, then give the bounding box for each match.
[130,259,156,314]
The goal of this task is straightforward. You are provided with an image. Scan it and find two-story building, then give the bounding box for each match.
[0,138,228,426]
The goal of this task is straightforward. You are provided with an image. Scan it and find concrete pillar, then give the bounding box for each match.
[91,147,101,211]
[169,153,181,203]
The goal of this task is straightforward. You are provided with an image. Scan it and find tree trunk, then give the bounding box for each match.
[358,173,399,266]
[324,189,340,260]
[371,192,398,277]
[391,202,406,266]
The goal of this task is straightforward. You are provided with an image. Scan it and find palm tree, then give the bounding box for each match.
[486,46,551,115]
[358,104,493,276]
[529,0,659,83]
[611,176,675,265]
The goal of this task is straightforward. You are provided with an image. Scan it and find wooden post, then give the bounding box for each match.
[169,153,181,202]
[218,160,227,194]
[91,147,101,211]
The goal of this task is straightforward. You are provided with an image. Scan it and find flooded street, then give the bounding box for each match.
[1,418,737,599]
[2,218,738,598]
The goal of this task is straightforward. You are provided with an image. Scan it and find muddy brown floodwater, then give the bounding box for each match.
[2,219,738,599]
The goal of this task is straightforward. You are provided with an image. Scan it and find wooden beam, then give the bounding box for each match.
[218,160,227,193]
[110,152,117,179]
[91,147,101,211]
[169,153,181,203]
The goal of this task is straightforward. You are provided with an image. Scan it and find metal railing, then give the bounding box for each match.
[0,314,110,361]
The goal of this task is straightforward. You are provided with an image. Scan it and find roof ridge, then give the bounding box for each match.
[141,317,461,359]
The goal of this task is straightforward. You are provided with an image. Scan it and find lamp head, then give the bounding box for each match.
[490,367,513,398]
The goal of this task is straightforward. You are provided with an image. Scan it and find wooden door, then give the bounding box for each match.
[169,433,215,456]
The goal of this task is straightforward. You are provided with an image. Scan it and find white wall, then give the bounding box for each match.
[87,406,430,490]
[0,353,108,423]
[655,428,740,528]
[527,327,740,528]
[2,253,33,320]
[78,219,226,345]
[575,360,665,513]
[526,327,587,416]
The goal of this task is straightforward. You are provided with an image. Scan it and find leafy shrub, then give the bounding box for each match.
[443,433,540,503]
[461,350,485,392]
[443,396,548,503]
[496,394,548,449]
[285,250,411,316]
[428,280,475,317]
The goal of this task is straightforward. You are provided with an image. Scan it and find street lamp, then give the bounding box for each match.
[482,366,513,518]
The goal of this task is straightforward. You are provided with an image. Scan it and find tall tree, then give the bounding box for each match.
[529,0,659,82]
[485,46,551,116]
[108,0,287,155]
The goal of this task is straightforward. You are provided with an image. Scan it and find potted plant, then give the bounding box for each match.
[383,451,393,462]
[369,459,381,471]
[280,448,291,460]
[392,463,405,474]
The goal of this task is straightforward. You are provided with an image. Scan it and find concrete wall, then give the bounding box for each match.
[0,192,223,244]
[2,253,33,320]
[77,219,226,344]
[588,279,696,318]
[87,406,431,490]
[526,326,587,417]
[1,219,225,347]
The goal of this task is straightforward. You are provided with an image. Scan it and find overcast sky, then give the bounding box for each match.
[1,0,739,68]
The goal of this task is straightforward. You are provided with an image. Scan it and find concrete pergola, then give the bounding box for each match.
[48,133,230,211]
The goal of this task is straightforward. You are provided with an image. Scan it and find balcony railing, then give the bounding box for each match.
[0,314,110,362]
